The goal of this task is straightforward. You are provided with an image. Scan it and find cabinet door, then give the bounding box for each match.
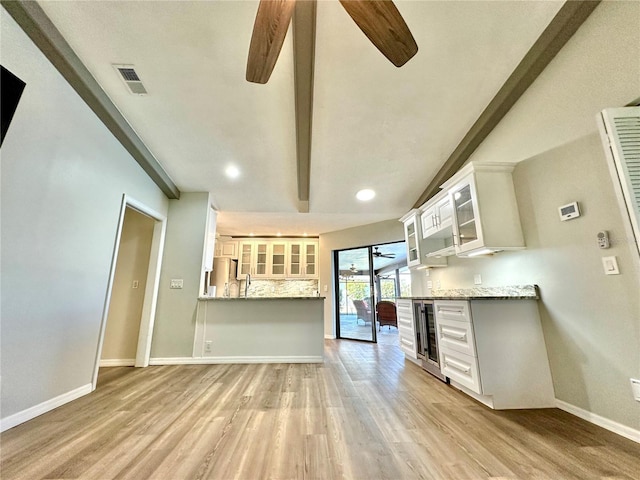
[270,242,287,277]
[421,205,437,238]
[288,242,303,277]
[451,178,483,253]
[237,242,254,278]
[304,241,318,277]
[254,242,269,277]
[404,216,421,267]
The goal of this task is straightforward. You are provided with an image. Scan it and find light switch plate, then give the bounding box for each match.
[170,279,184,289]
[602,256,620,275]
[427,281,433,289]
[631,378,640,402]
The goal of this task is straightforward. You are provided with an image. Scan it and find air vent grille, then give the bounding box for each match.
[118,68,140,82]
[113,64,147,95]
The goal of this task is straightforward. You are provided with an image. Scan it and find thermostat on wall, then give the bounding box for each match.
[558,202,580,221]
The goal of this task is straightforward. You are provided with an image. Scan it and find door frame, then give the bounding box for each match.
[92,194,167,389]
[334,246,377,343]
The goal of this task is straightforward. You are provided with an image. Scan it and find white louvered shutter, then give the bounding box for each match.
[598,106,640,258]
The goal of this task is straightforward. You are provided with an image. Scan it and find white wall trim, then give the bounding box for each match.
[150,356,324,365]
[92,194,167,389]
[324,334,336,340]
[556,399,640,444]
[0,383,92,432]
[99,359,135,367]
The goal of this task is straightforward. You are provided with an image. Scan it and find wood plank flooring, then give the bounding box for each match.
[2,340,639,479]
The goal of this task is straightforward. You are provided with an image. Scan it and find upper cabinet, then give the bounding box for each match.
[214,240,238,258]
[445,164,524,256]
[405,162,525,264]
[400,210,447,268]
[236,239,319,279]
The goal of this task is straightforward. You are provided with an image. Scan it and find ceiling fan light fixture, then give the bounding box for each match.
[356,189,376,201]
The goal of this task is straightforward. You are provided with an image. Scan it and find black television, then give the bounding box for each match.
[1,65,26,146]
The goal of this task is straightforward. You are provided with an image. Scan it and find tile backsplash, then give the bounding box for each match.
[238,279,319,297]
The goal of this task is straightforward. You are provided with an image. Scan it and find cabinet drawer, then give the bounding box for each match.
[398,324,414,342]
[437,317,476,357]
[400,337,417,359]
[397,314,413,329]
[435,300,471,323]
[440,347,482,394]
[396,300,412,314]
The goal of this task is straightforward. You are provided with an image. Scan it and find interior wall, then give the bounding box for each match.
[319,219,404,337]
[151,192,210,358]
[0,11,169,421]
[101,208,155,363]
[411,1,640,431]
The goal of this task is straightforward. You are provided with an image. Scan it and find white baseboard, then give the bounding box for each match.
[99,358,135,367]
[150,355,323,365]
[0,383,93,432]
[556,399,640,444]
[324,334,336,339]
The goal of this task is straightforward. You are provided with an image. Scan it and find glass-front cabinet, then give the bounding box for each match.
[270,242,287,277]
[450,176,482,254]
[286,240,318,278]
[401,211,421,268]
[236,239,319,279]
[304,242,317,276]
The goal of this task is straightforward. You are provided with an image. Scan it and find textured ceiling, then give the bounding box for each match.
[38,0,564,236]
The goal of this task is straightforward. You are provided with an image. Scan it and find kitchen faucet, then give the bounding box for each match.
[245,273,251,297]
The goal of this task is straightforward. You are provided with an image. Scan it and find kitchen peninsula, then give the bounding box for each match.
[194,296,325,363]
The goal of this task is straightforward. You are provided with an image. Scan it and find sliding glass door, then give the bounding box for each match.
[335,247,376,342]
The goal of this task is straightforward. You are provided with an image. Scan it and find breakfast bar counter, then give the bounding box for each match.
[193,297,325,363]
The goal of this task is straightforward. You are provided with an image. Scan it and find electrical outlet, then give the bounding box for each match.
[427,281,433,289]
[436,280,441,289]
[204,341,213,354]
[170,279,184,289]
[474,274,482,285]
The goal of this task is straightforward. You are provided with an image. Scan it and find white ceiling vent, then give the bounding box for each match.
[113,64,147,95]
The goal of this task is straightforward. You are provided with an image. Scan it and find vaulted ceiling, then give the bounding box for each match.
[17,0,570,235]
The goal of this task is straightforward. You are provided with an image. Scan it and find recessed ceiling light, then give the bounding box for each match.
[225,165,240,179]
[277,232,282,237]
[249,232,255,237]
[356,189,375,201]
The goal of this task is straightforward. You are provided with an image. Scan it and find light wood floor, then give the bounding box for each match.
[2,340,639,479]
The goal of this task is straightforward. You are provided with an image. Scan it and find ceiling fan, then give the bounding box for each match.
[246,0,418,84]
[373,247,395,259]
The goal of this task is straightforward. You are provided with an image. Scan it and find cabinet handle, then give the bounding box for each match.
[445,359,471,374]
[442,327,466,340]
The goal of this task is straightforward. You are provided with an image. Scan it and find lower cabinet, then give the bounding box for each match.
[396,299,417,360]
[434,299,555,409]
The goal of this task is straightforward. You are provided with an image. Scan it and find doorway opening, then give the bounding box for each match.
[334,241,408,343]
[93,195,167,389]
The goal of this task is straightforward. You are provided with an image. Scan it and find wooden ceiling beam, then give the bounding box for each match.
[413,0,601,208]
[292,0,316,213]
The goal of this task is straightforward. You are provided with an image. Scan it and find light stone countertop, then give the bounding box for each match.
[198,296,326,301]
[397,285,539,300]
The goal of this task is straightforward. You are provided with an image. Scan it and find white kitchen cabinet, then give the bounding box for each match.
[237,242,254,278]
[214,240,237,258]
[443,163,525,256]
[396,299,418,361]
[419,191,456,259]
[434,299,555,409]
[270,241,287,277]
[400,210,447,268]
[203,207,217,272]
[237,239,319,280]
[284,240,318,279]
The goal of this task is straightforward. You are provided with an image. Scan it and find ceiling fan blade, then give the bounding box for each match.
[339,0,417,67]
[246,0,297,84]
